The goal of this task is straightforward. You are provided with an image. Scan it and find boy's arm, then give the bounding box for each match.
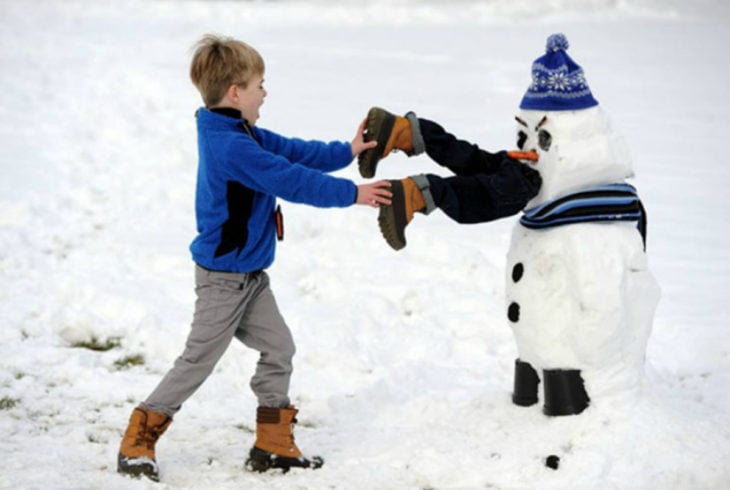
[227,138,389,208]
[254,126,353,173]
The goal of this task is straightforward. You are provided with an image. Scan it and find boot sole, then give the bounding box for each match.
[378,180,407,250]
[246,446,324,473]
[117,453,160,482]
[358,107,395,178]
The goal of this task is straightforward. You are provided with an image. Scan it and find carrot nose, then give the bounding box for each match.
[506,150,539,162]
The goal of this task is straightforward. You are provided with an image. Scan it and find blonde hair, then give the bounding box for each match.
[190,34,265,107]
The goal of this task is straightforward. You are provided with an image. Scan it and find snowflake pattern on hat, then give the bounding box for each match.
[528,63,590,99]
[520,34,598,111]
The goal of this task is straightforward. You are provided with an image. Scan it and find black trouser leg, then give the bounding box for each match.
[416,118,539,224]
[424,164,537,224]
[418,118,502,176]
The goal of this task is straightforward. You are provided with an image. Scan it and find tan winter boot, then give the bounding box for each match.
[358,107,423,178]
[117,406,172,482]
[246,406,323,473]
[378,177,427,251]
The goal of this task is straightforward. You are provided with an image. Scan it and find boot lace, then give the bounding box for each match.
[134,412,171,449]
[289,416,298,445]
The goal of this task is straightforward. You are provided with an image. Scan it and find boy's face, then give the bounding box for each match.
[232,74,266,125]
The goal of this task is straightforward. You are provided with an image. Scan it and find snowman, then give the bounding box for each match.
[506,34,661,416]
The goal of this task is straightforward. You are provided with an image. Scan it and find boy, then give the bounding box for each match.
[117,34,391,482]
[358,108,541,250]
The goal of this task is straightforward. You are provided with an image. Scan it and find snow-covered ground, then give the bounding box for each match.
[1,1,729,488]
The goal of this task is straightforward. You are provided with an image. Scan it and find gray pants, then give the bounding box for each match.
[143,265,295,416]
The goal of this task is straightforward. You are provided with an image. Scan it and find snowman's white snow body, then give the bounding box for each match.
[506,106,661,413]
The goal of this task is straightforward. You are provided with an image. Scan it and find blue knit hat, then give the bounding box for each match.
[519,33,598,111]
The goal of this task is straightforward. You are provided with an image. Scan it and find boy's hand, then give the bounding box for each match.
[351,117,378,157]
[356,180,392,208]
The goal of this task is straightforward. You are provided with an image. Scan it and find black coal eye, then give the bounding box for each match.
[538,129,552,151]
[517,130,527,150]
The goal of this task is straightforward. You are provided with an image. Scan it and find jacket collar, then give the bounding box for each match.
[196,107,258,142]
[196,106,252,130]
[209,107,242,119]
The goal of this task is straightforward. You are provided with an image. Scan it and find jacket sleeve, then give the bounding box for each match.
[221,136,356,207]
[253,127,353,173]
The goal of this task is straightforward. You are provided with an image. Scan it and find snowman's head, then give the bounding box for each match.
[515,106,633,208]
[515,33,633,208]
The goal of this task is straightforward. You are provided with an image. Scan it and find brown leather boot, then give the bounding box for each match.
[378,177,427,251]
[358,107,416,178]
[117,406,172,482]
[246,406,323,473]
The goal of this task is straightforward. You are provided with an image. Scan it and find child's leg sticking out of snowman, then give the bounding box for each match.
[357,108,542,250]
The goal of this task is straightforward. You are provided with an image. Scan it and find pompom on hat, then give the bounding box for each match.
[519,33,598,111]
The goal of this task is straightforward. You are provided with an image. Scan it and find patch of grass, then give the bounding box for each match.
[0,397,19,410]
[298,419,317,429]
[72,336,121,351]
[87,432,106,444]
[235,423,254,434]
[114,354,145,370]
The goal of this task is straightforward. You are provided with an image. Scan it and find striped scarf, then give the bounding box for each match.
[520,183,647,249]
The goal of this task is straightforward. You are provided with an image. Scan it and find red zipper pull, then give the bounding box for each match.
[275,205,284,241]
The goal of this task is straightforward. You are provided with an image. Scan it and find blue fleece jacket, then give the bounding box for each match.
[190,108,356,273]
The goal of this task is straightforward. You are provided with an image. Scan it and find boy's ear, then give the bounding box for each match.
[225,84,239,102]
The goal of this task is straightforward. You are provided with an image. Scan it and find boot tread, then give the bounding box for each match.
[358,107,396,178]
[246,446,323,473]
[378,179,407,250]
